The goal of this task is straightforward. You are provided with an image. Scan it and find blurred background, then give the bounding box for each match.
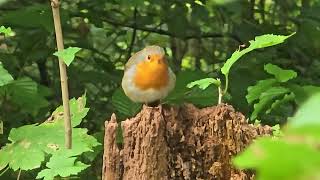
[0,0,320,179]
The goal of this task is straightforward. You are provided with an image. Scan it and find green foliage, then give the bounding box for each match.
[264,64,297,82]
[251,86,290,120]
[221,34,294,76]
[0,26,13,36]
[0,94,100,179]
[186,78,221,90]
[234,93,320,180]
[0,62,13,86]
[1,4,56,32]
[36,153,89,180]
[165,70,218,107]
[53,47,81,66]
[5,78,49,115]
[245,64,315,121]
[289,93,320,128]
[1,0,320,179]
[112,88,142,119]
[246,79,278,104]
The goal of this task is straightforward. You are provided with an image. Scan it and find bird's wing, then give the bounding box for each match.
[124,49,144,71]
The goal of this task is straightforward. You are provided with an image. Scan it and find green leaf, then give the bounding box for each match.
[264,64,297,82]
[187,78,221,90]
[288,92,320,128]
[246,79,278,104]
[0,26,13,36]
[6,78,49,115]
[251,86,289,120]
[221,33,294,75]
[0,94,100,172]
[112,88,142,119]
[1,4,55,32]
[289,85,320,105]
[0,62,13,86]
[233,137,320,180]
[266,93,295,114]
[36,152,89,180]
[53,47,81,66]
[164,70,217,107]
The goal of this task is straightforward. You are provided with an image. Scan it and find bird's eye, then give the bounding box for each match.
[147,55,151,61]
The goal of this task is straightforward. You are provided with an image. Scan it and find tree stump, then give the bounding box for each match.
[102,104,272,180]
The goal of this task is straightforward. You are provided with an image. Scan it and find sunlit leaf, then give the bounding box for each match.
[264,64,297,82]
[233,137,320,180]
[165,70,217,107]
[0,94,100,172]
[0,26,13,36]
[36,152,89,180]
[289,92,320,128]
[221,33,295,75]
[53,47,81,66]
[187,78,221,90]
[0,62,13,86]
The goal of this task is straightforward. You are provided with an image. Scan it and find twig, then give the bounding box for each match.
[218,86,222,104]
[16,169,21,180]
[126,7,137,60]
[0,166,9,176]
[101,17,242,43]
[50,0,72,149]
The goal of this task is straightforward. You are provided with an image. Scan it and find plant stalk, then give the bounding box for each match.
[50,0,72,149]
[218,86,222,104]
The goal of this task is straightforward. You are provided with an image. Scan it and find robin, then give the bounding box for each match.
[122,45,176,106]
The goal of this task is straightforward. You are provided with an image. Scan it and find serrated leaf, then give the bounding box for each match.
[246,79,278,104]
[266,93,295,114]
[53,47,81,66]
[251,86,289,120]
[6,77,49,115]
[233,137,320,180]
[0,62,13,86]
[0,26,13,36]
[36,152,89,180]
[0,94,100,172]
[264,64,297,82]
[186,78,221,90]
[221,33,294,75]
[112,88,142,119]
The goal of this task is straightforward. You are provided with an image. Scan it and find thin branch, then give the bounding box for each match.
[218,86,222,104]
[102,17,242,43]
[0,166,9,176]
[126,7,138,60]
[17,169,21,180]
[50,0,72,149]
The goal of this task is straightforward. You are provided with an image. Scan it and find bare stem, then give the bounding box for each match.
[16,169,21,180]
[50,0,72,149]
[223,74,229,95]
[218,86,222,104]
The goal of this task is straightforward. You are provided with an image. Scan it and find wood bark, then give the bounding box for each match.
[103,104,272,180]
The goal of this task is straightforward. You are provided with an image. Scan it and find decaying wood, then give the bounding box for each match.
[102,104,272,180]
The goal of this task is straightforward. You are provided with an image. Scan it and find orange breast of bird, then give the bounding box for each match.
[133,57,169,90]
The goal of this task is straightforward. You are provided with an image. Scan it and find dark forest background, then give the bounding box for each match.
[1,0,320,179]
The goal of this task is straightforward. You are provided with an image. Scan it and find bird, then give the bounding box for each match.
[122,45,176,106]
